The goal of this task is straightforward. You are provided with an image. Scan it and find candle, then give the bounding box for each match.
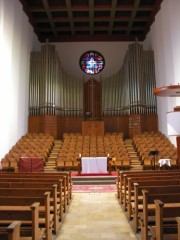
[79,153,81,158]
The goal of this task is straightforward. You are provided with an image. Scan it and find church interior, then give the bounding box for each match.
[1,0,180,239]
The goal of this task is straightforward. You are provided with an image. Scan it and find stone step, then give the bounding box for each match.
[73,180,115,185]
[130,158,140,161]
[46,163,56,166]
[129,155,138,157]
[131,164,141,166]
[47,158,57,161]
[72,176,117,185]
[51,149,60,153]
[48,157,57,161]
[131,164,143,168]
[46,162,56,166]
[45,161,56,165]
[48,155,57,158]
[131,167,143,170]
[54,140,62,143]
[124,139,143,171]
[44,166,56,169]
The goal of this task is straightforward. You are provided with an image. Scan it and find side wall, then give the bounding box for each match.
[0,0,40,159]
[144,0,180,146]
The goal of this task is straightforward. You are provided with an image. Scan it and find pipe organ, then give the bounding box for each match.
[28,41,158,138]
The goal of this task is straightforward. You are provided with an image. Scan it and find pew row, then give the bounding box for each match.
[150,200,180,240]
[0,202,45,240]
[126,177,180,220]
[0,176,67,218]
[0,189,55,240]
[0,171,72,206]
[0,221,21,240]
[139,190,180,240]
[0,180,63,222]
[132,183,180,233]
[116,170,180,205]
[0,171,72,198]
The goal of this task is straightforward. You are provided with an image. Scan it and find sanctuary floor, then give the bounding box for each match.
[55,192,138,240]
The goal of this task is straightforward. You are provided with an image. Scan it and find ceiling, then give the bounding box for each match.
[18,0,163,43]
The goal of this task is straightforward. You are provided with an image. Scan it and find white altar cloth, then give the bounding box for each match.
[159,159,171,167]
[81,157,107,173]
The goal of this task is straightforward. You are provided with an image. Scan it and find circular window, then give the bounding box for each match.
[79,51,105,75]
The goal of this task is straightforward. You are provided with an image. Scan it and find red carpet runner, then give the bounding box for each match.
[72,184,116,193]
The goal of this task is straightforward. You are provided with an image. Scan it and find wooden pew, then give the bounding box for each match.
[0,193,53,239]
[0,171,72,201]
[0,188,55,240]
[176,217,180,240]
[121,172,180,209]
[4,181,63,223]
[117,170,180,204]
[132,183,180,233]
[0,221,21,240]
[0,202,44,240]
[0,172,71,213]
[0,177,64,219]
[150,200,180,240]
[139,190,180,240]
[116,170,155,201]
[126,176,180,219]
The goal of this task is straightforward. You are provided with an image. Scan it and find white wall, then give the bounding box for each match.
[0,0,40,160]
[144,0,180,145]
[55,41,132,80]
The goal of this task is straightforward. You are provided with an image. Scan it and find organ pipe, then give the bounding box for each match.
[29,42,83,117]
[102,41,157,116]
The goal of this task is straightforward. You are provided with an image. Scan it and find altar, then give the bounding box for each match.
[81,157,108,174]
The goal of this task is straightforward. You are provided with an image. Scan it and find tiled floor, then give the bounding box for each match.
[56,192,138,240]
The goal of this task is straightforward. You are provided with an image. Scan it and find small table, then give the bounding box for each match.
[159,159,171,169]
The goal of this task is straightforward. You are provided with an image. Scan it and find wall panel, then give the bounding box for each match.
[28,115,158,139]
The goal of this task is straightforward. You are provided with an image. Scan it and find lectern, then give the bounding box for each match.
[149,150,159,171]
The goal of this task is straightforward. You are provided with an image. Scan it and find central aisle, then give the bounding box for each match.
[56,192,138,240]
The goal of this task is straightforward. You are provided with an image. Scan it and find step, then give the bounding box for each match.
[46,162,56,166]
[49,153,58,157]
[47,158,56,162]
[73,180,115,185]
[51,149,60,153]
[130,160,141,163]
[46,158,56,161]
[129,155,139,157]
[72,176,117,185]
[44,166,56,170]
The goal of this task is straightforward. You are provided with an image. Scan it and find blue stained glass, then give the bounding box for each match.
[79,51,105,75]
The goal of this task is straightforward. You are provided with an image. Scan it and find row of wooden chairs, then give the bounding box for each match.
[56,155,131,171]
[57,133,130,171]
[1,133,55,172]
[133,132,178,168]
[142,157,179,170]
